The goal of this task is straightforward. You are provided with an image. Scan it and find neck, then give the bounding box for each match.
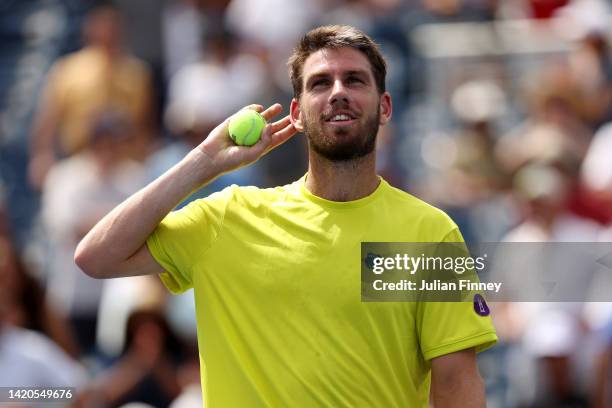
[90,44,121,59]
[305,150,380,201]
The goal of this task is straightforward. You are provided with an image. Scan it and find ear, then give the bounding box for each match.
[379,92,392,126]
[290,98,304,132]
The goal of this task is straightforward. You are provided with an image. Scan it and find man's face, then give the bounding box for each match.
[290,47,391,161]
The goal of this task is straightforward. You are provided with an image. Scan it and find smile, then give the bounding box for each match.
[325,113,357,125]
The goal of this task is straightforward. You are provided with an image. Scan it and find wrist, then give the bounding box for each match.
[182,148,223,189]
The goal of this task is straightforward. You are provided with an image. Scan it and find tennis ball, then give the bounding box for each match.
[228,109,266,146]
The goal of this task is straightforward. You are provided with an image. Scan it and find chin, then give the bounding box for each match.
[304,118,378,161]
[311,138,375,162]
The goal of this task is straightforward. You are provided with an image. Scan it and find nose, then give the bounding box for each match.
[329,79,349,105]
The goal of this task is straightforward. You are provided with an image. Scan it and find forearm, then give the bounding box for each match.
[75,148,219,278]
[432,374,485,408]
[431,348,486,408]
[76,103,296,278]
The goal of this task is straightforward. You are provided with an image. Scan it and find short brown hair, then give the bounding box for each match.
[288,25,387,99]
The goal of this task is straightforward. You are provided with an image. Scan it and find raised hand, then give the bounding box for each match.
[197,103,298,175]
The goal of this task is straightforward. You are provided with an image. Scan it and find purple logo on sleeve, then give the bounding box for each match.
[473,294,490,316]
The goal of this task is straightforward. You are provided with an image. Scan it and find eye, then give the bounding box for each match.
[311,79,330,89]
[347,76,364,85]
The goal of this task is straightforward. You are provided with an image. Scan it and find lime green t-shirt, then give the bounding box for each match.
[146,177,497,407]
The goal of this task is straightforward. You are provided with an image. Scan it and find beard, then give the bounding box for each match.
[302,103,380,162]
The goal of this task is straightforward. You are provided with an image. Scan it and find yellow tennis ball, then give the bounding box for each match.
[228,110,266,146]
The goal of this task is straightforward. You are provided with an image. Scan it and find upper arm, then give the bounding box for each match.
[118,243,165,278]
[430,348,485,408]
[75,242,164,279]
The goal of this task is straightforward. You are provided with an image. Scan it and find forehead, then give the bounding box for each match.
[302,47,373,80]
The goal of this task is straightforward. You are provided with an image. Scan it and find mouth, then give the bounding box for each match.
[324,111,357,125]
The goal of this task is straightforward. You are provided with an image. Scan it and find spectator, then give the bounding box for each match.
[523,309,589,407]
[83,308,183,408]
[0,231,79,358]
[29,4,154,190]
[0,235,86,390]
[495,63,592,176]
[41,110,146,353]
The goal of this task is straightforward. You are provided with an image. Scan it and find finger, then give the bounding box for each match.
[260,103,283,121]
[265,123,298,152]
[260,118,296,144]
[249,121,297,157]
[269,115,292,133]
[248,122,280,155]
[236,121,297,161]
[242,104,264,113]
[250,124,274,152]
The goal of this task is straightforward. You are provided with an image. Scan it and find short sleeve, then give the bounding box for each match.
[146,187,234,294]
[416,227,498,360]
[416,301,498,361]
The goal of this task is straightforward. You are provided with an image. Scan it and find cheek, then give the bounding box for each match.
[304,94,327,112]
[300,102,320,123]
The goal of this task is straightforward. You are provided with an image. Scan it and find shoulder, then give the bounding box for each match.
[163,183,294,229]
[373,180,461,242]
[52,48,98,71]
[45,49,100,86]
[45,52,82,83]
[182,181,301,215]
[50,51,81,69]
[381,182,458,229]
[212,182,298,206]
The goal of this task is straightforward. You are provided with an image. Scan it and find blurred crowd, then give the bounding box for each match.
[1,0,612,407]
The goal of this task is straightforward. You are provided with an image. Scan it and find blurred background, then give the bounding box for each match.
[1,0,611,407]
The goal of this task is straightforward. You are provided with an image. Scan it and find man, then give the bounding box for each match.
[76,25,497,407]
[29,4,154,190]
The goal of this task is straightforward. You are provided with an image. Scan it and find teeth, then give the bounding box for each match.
[330,114,351,121]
